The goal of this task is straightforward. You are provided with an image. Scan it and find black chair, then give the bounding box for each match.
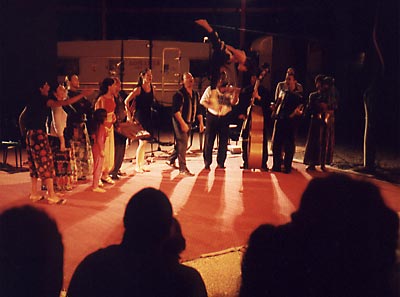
[1,140,23,169]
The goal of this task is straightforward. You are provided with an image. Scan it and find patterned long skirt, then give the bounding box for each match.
[49,136,76,190]
[26,129,55,180]
[69,123,93,180]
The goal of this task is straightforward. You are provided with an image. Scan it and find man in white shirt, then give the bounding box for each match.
[200,78,239,170]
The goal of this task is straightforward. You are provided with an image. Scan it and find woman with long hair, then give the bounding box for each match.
[124,68,155,173]
[95,78,117,184]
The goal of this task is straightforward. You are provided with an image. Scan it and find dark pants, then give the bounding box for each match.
[203,112,230,167]
[110,131,126,176]
[169,119,190,172]
[208,31,231,89]
[272,119,296,171]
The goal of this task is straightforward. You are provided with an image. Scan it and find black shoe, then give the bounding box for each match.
[217,164,226,169]
[306,165,316,171]
[204,163,211,170]
[110,174,120,180]
[271,166,281,172]
[166,161,178,169]
[261,167,269,172]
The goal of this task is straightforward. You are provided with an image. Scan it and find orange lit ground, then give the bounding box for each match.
[1,140,399,290]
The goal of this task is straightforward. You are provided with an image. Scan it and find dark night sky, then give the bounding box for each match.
[56,0,378,47]
[1,0,399,149]
[47,0,400,146]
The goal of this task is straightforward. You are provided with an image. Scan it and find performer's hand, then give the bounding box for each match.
[238,114,246,120]
[199,122,205,133]
[295,106,303,116]
[181,122,190,133]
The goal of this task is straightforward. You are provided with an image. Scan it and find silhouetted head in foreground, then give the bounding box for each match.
[122,187,173,252]
[294,174,399,295]
[0,205,64,297]
[240,173,399,297]
[291,173,399,295]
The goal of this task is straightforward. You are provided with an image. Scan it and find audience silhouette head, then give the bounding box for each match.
[122,187,173,250]
[68,187,207,297]
[0,205,64,297]
[240,173,399,297]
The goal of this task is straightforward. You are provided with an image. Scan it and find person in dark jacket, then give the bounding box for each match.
[167,72,204,176]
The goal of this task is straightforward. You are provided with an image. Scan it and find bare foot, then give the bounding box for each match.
[29,193,44,202]
[47,196,67,205]
[195,19,213,32]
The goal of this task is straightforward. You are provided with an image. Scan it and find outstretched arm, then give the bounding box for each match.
[48,89,93,108]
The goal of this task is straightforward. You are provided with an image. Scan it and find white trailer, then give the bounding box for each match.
[57,40,211,106]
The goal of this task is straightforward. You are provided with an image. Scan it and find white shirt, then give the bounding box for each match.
[200,86,234,117]
[50,106,67,137]
[274,81,303,101]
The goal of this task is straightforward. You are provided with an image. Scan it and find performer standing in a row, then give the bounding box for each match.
[167,72,204,176]
[109,77,128,180]
[303,75,338,171]
[125,68,155,173]
[91,109,108,193]
[48,84,75,191]
[95,78,117,185]
[200,76,239,170]
[271,73,304,173]
[64,74,94,181]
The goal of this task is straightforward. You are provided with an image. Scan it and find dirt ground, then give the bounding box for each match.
[294,138,400,185]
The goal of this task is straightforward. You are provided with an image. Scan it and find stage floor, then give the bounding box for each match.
[1,137,399,292]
